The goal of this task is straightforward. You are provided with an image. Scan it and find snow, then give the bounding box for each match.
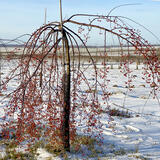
[0,60,160,159]
[36,148,61,160]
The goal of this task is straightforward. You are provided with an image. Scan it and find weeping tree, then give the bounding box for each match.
[0,1,159,153]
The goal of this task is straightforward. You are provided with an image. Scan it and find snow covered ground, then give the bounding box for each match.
[77,64,160,159]
[0,59,160,159]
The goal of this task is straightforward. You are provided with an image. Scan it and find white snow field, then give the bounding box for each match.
[0,59,160,160]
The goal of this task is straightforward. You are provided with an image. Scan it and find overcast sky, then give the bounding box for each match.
[0,0,160,44]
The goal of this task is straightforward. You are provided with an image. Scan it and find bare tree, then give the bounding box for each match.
[0,5,159,153]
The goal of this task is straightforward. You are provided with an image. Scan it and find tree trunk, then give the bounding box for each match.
[61,30,70,151]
